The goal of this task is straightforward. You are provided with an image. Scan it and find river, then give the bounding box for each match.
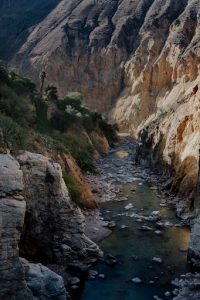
[80,140,190,300]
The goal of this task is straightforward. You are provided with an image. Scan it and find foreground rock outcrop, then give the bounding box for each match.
[0,154,32,299]
[0,152,100,299]
[0,154,68,299]
[17,151,100,263]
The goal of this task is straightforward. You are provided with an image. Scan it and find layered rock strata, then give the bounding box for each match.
[17,151,100,263]
[0,153,68,299]
[0,151,100,299]
[0,154,32,299]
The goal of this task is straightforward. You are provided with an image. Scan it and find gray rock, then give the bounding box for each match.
[152,257,163,264]
[132,277,142,284]
[139,225,153,231]
[155,230,163,236]
[172,273,200,300]
[70,277,80,286]
[20,258,67,300]
[89,270,98,277]
[17,151,100,263]
[0,154,32,300]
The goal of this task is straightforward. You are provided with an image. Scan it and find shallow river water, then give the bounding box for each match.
[80,142,190,300]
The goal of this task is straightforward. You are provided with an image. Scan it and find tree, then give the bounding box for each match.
[44,85,58,102]
[39,71,46,97]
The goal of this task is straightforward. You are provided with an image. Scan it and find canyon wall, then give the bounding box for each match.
[6,0,199,213]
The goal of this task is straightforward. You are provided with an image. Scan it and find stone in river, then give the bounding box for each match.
[119,196,128,201]
[156,222,165,228]
[160,203,167,207]
[136,219,143,222]
[164,221,173,227]
[153,296,162,300]
[71,285,79,290]
[179,248,188,253]
[125,203,134,210]
[99,274,105,279]
[89,270,98,277]
[70,277,80,286]
[152,257,163,264]
[104,254,118,265]
[154,230,163,236]
[152,211,160,217]
[120,225,128,229]
[164,291,171,297]
[107,221,116,228]
[139,225,153,231]
[131,277,142,283]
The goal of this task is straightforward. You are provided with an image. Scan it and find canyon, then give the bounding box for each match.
[0,0,200,299]
[1,0,199,207]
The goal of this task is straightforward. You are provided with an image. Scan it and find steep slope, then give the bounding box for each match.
[6,0,199,212]
[1,0,199,222]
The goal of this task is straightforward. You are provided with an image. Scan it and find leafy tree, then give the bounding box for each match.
[44,85,58,102]
[39,71,46,97]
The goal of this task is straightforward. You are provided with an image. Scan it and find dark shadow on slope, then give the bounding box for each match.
[0,0,62,61]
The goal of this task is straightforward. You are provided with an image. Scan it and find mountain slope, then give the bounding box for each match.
[1,0,200,214]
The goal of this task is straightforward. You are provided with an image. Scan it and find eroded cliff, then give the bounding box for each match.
[0,151,102,299]
[0,153,68,300]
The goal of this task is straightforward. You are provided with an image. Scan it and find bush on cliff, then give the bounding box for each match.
[0,114,27,150]
[62,172,81,207]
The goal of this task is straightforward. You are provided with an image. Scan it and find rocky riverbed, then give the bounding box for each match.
[80,140,199,300]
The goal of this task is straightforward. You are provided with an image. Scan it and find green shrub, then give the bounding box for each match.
[44,85,58,102]
[0,114,27,150]
[50,111,78,132]
[0,84,34,127]
[10,77,36,95]
[56,92,83,111]
[62,172,81,207]
[99,120,118,146]
[75,150,96,173]
[0,62,10,83]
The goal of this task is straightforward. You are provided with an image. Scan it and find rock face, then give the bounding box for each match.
[0,154,68,299]
[172,273,200,300]
[188,156,200,267]
[20,258,67,300]
[0,154,32,299]
[17,151,100,263]
[0,152,100,299]
[2,0,199,205]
